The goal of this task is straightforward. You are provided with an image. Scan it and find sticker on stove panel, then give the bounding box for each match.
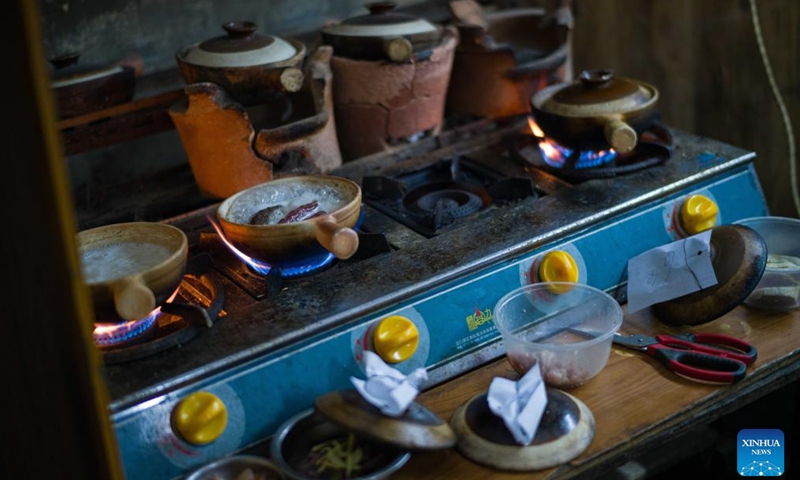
[662,189,722,241]
[150,383,246,470]
[351,307,430,374]
[518,243,587,287]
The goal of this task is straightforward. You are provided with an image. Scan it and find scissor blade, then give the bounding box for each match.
[613,333,654,350]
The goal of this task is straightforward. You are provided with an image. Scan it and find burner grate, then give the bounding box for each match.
[98,253,225,364]
[363,156,536,237]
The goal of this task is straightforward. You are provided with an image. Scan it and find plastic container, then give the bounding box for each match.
[271,409,411,480]
[184,455,285,480]
[734,217,800,311]
[494,282,623,388]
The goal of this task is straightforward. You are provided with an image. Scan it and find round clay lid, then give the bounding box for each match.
[322,2,438,38]
[532,69,658,117]
[178,21,298,68]
[653,224,768,326]
[450,390,595,471]
[50,52,124,88]
[314,390,456,450]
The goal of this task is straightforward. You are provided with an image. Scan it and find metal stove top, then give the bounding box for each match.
[106,119,768,480]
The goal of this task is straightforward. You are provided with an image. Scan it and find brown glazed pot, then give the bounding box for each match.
[50,52,136,118]
[531,69,659,153]
[217,176,361,263]
[77,222,188,323]
[176,21,306,105]
[322,2,442,63]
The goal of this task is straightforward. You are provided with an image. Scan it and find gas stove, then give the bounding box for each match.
[107,118,768,479]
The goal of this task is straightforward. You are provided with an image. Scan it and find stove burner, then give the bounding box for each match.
[509,123,674,182]
[407,185,484,218]
[244,251,336,277]
[97,253,225,364]
[93,314,158,346]
[364,156,534,237]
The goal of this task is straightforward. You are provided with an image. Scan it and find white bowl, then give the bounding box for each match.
[734,216,800,311]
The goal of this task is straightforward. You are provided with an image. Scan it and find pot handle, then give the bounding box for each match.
[383,37,413,63]
[603,118,637,153]
[111,275,157,321]
[313,215,360,260]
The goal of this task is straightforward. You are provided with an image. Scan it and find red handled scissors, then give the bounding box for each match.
[613,332,758,384]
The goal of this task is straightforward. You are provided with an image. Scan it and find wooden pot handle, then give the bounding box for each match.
[603,119,637,153]
[112,276,156,321]
[313,216,359,260]
[383,37,413,63]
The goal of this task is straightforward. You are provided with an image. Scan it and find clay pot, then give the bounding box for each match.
[531,69,659,153]
[217,176,361,263]
[322,2,442,63]
[50,52,136,118]
[77,222,188,323]
[446,7,571,119]
[176,21,306,105]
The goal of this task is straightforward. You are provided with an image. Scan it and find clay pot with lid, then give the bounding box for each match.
[322,2,443,62]
[176,21,306,105]
[49,52,136,118]
[531,69,659,153]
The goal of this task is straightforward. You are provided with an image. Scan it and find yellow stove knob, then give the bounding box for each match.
[679,194,719,235]
[373,315,419,363]
[171,391,228,445]
[538,250,579,283]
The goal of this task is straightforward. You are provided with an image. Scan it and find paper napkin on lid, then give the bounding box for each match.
[487,362,548,445]
[351,350,428,417]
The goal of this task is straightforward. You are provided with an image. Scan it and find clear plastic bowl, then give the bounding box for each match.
[493,282,623,388]
[734,216,800,311]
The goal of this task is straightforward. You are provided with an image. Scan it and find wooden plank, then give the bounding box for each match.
[395,305,800,479]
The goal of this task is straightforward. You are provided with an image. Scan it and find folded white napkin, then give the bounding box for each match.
[487,363,548,445]
[351,350,428,417]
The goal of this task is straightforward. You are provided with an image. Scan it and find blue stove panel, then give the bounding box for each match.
[114,165,767,480]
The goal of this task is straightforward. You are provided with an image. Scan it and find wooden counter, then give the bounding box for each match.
[395,305,800,479]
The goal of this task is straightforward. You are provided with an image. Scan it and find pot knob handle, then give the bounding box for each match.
[313,216,359,260]
[49,52,81,70]
[112,276,156,321]
[604,119,637,153]
[579,69,615,88]
[367,2,397,15]
[222,21,258,39]
[384,37,413,62]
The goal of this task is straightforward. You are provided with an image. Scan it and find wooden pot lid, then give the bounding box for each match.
[653,224,768,326]
[450,389,595,471]
[314,390,456,450]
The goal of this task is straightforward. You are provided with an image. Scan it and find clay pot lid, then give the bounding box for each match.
[532,69,658,117]
[50,52,125,88]
[178,21,297,68]
[322,2,439,38]
[653,224,768,326]
[313,390,456,450]
[450,390,595,471]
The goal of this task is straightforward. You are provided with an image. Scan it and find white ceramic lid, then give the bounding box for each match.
[322,3,438,38]
[178,21,297,68]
